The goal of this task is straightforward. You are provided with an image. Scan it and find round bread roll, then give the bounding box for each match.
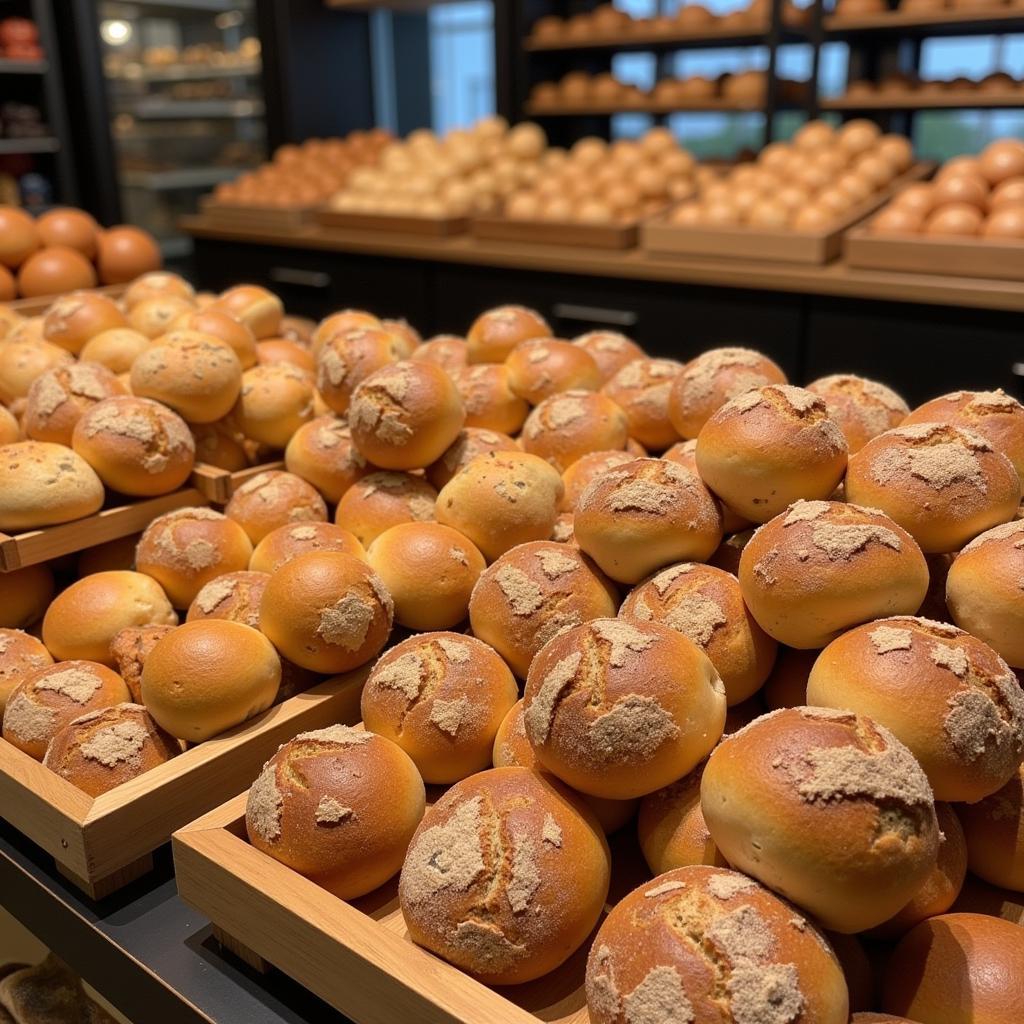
[208,284,283,339]
[882,913,1024,1023]
[0,441,104,531]
[807,373,910,453]
[224,470,327,544]
[957,760,1024,892]
[361,632,516,783]
[186,570,269,627]
[42,292,127,355]
[468,541,618,678]
[42,570,177,664]
[807,616,1024,801]
[312,309,381,356]
[551,511,576,546]
[122,271,195,309]
[561,450,636,511]
[0,629,52,715]
[3,660,130,761]
[128,294,195,339]
[520,389,630,472]
[668,346,788,440]
[412,334,469,373]
[573,330,645,384]
[367,523,484,630]
[436,451,563,561]
[43,702,179,796]
[661,437,751,534]
[399,766,610,984]
[142,620,281,741]
[170,309,258,369]
[130,331,243,424]
[601,358,683,451]
[0,338,74,404]
[621,562,777,705]
[523,618,726,799]
[315,326,403,415]
[763,644,817,709]
[845,422,1021,553]
[851,1016,912,1023]
[233,364,315,448]
[72,395,195,496]
[574,458,723,584]
[738,500,929,648]
[0,404,18,445]
[256,339,315,373]
[450,364,528,436]
[696,384,848,524]
[504,338,602,405]
[466,304,551,364]
[380,318,420,358]
[0,564,53,630]
[425,427,518,490]
[260,551,392,673]
[702,706,940,932]
[335,470,436,546]
[24,362,126,447]
[109,624,175,702]
[251,522,364,575]
[585,864,849,1024]
[189,421,248,472]
[246,725,424,899]
[284,416,369,503]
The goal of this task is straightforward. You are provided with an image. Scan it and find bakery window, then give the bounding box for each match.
[428,1,495,134]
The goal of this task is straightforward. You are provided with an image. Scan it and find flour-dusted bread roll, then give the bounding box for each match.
[284,416,369,504]
[425,427,519,490]
[505,337,602,405]
[0,441,104,531]
[185,570,269,627]
[23,362,126,447]
[601,357,683,451]
[315,325,403,414]
[573,330,645,384]
[232,363,315,448]
[0,336,74,405]
[170,308,258,369]
[450,364,529,435]
[250,522,365,575]
[208,283,283,339]
[109,623,175,702]
[0,629,52,715]
[335,470,436,547]
[806,373,909,453]
[42,291,128,355]
[466,304,550,363]
[224,470,327,544]
[560,450,636,511]
[520,389,630,472]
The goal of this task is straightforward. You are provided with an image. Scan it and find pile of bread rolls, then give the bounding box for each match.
[845,69,1022,99]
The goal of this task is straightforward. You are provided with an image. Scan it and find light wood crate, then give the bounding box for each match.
[199,197,319,232]
[317,209,469,236]
[471,215,639,251]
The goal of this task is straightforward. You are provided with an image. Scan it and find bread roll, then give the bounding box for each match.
[0,564,52,631]
[312,309,381,356]
[185,570,269,627]
[224,470,327,544]
[573,330,645,383]
[315,326,403,415]
[504,338,602,405]
[208,284,283,339]
[0,954,112,1022]
[957,762,1024,892]
[0,404,18,445]
[122,270,195,309]
[251,522,364,576]
[450,364,529,435]
[335,470,435,547]
[560,450,636,511]
[0,338,73,404]
[0,629,52,715]
[399,766,610,984]
[380,318,420,358]
[109,623,175,702]
[425,427,518,490]
[0,441,104,531]
[738,500,929,648]
[232,363,315,448]
[702,706,940,932]
[466,304,550,363]
[601,358,683,450]
[520,389,630,472]
[246,725,424,899]
[256,338,315,373]
[661,435,751,534]
[412,334,469,373]
[763,644,817,709]
[807,373,910,453]
[190,420,248,472]
[170,308,258,369]
[284,416,368,503]
[129,294,195,339]
[42,291,127,355]
[23,362,125,446]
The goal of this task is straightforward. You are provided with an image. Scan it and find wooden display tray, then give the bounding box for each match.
[199,197,318,232]
[824,7,1024,36]
[822,88,1024,110]
[188,463,233,504]
[0,669,366,899]
[472,214,639,250]
[7,285,125,317]
[317,209,469,237]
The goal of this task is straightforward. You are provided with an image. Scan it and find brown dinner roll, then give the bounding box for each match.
[23,362,125,446]
[250,522,364,575]
[523,618,726,799]
[0,441,104,531]
[186,570,269,627]
[208,284,283,339]
[466,304,550,363]
[361,632,517,783]
[399,766,610,984]
[43,702,179,796]
[224,470,327,544]
[380,318,420,358]
[109,623,175,702]
[136,506,254,608]
[367,523,485,631]
[574,458,723,584]
[504,337,602,405]
[3,660,130,760]
[708,526,755,576]
[807,373,909,453]
[520,389,630,472]
[550,510,576,545]
[411,334,468,373]
[738,500,929,648]
[0,629,52,715]
[232,363,315,448]
[79,327,150,374]
[122,270,195,309]
[141,619,281,741]
[335,470,436,547]
[702,706,940,932]
[256,338,315,373]
[661,436,752,535]
[601,357,683,451]
[851,1016,911,1023]
[42,291,128,355]
[763,645,817,709]
[560,449,636,511]
[170,308,258,369]
[425,427,519,490]
[246,725,425,899]
[807,616,1024,802]
[190,420,248,472]
[315,326,403,415]
[129,294,194,339]
[573,330,645,383]
[668,346,788,439]
[585,865,849,1024]
[42,570,177,664]
[0,404,18,445]
[845,422,1021,553]
[450,364,529,436]
[283,416,369,503]
[468,540,618,678]
[260,551,393,673]
[312,308,381,355]
[0,337,73,405]
[957,762,1024,892]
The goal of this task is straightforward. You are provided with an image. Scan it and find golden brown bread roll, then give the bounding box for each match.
[189,420,248,472]
[763,644,817,709]
[233,363,315,448]
[108,624,175,702]
[312,309,381,356]
[572,330,645,384]
[560,449,636,511]
[425,427,518,490]
[283,416,369,503]
[42,291,127,355]
[185,570,269,627]
[0,404,18,445]
[450,364,529,435]
[250,522,364,575]
[23,362,125,447]
[122,270,195,309]
[956,762,1024,892]
[504,337,602,405]
[0,564,53,630]
[411,334,468,373]
[466,304,550,363]
[380,318,420,358]
[129,294,195,339]
[315,326,403,415]
[335,470,436,546]
[208,284,283,339]
[660,436,751,534]
[256,338,315,373]
[806,373,910,453]
[520,389,630,472]
[0,629,52,716]
[601,357,683,451]
[0,441,104,531]
[0,337,74,405]
[224,470,327,544]
[170,308,258,369]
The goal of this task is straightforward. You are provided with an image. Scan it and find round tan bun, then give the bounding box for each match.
[696,384,848,524]
[468,540,618,679]
[170,308,258,369]
[561,450,636,511]
[189,421,248,472]
[128,294,195,339]
[361,632,517,783]
[135,506,254,608]
[466,304,551,364]
[380,318,421,359]
[520,389,630,473]
[436,451,563,562]
[367,523,485,631]
[601,358,683,451]
[882,913,1024,1023]
[315,326,403,415]
[246,725,424,900]
[130,330,243,424]
[0,337,74,404]
[412,335,468,373]
[399,766,610,985]
[312,309,381,356]
[661,437,751,534]
[224,470,327,544]
[284,417,369,504]
[335,470,436,547]
[523,618,726,799]
[43,702,179,797]
[0,441,104,531]
[573,330,645,384]
[79,328,149,374]
[3,660,130,761]
[256,338,315,373]
[574,458,723,584]
[668,346,788,440]
[957,761,1024,892]
[233,363,315,448]
[425,427,518,490]
[42,292,127,355]
[763,645,817,709]
[504,337,602,405]
[251,522,364,575]
[845,422,1021,553]
[450,363,528,436]
[0,564,54,630]
[806,373,910,453]
[0,405,18,445]
[0,629,52,715]
[738,500,929,649]
[585,864,849,1024]
[208,284,283,339]
[621,561,777,706]
[109,624,175,703]
[186,570,269,627]
[702,706,940,932]
[259,551,393,673]
[23,362,126,447]
[122,271,195,309]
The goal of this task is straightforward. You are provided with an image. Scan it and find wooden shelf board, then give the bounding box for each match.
[822,88,1024,109]
[525,98,776,115]
[825,7,1024,37]
[523,23,810,53]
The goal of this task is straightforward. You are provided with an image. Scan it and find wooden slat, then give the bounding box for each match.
[316,210,469,237]
[824,7,1024,34]
[199,197,317,233]
[471,215,638,250]
[189,464,233,504]
[822,89,1024,110]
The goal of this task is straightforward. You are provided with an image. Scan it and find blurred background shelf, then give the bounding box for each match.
[822,89,1024,109]
[526,96,796,115]
[0,58,48,74]
[524,24,811,53]
[129,98,265,119]
[0,136,59,154]
[121,165,248,189]
[824,8,1024,38]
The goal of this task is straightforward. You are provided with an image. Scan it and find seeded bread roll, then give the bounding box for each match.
[504,337,602,406]
[208,284,283,339]
[845,422,1021,553]
[468,541,618,678]
[315,326,403,415]
[136,507,254,608]
[170,308,258,369]
[807,616,1024,802]
[621,562,777,706]
[247,725,424,899]
[702,707,941,932]
[957,762,1024,892]
[251,522,364,575]
[399,766,610,984]
[668,346,788,440]
[523,618,726,799]
[763,645,818,709]
[450,364,529,436]
[123,271,195,309]
[0,629,52,715]
[520,390,630,473]
[312,309,381,356]
[425,427,519,490]
[232,363,315,448]
[0,441,104,531]
[335,470,436,547]
[42,291,128,355]
[436,451,563,562]
[573,330,645,384]
[284,416,369,503]
[109,624,175,702]
[466,304,550,364]
[224,470,327,544]
[23,362,126,447]
[185,570,269,627]
[0,337,74,405]
[601,358,684,451]
[42,570,177,666]
[0,563,53,630]
[806,373,910,453]
[574,458,723,584]
[586,864,849,1024]
[3,660,130,760]
[738,500,929,649]
[79,327,149,374]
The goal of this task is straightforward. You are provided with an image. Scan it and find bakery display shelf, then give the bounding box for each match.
[821,89,1024,109]
[525,96,779,115]
[200,197,319,233]
[471,214,639,250]
[317,209,470,237]
[824,7,1024,38]
[109,61,261,83]
[524,22,809,53]
[123,166,248,191]
[131,98,265,120]
[0,137,59,156]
